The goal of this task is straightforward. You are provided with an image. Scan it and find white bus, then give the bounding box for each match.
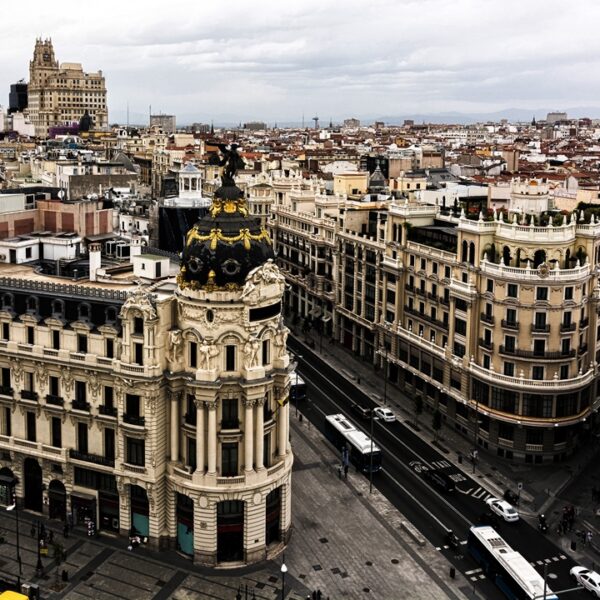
[324,414,382,473]
[467,525,558,600]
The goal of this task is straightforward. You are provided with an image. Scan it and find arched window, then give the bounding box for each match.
[533,249,546,268]
[1,293,14,310]
[468,242,475,265]
[52,299,64,317]
[502,246,511,266]
[78,302,91,321]
[26,296,38,314]
[105,306,118,324]
[461,240,468,263]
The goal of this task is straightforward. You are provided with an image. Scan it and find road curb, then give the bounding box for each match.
[400,520,426,547]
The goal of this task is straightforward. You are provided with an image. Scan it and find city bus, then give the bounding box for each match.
[289,371,307,403]
[467,525,558,600]
[324,414,382,473]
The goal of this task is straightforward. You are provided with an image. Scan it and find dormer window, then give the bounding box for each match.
[52,299,65,318]
[78,302,90,322]
[1,293,13,311]
[26,296,38,315]
[105,306,118,325]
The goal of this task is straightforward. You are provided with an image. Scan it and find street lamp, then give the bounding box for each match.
[35,520,43,576]
[280,555,288,600]
[472,396,480,474]
[6,482,22,590]
[369,407,375,494]
[293,356,302,418]
[383,346,389,406]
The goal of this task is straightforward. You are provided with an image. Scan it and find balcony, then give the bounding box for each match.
[69,448,114,468]
[21,390,38,401]
[501,320,519,331]
[531,323,550,333]
[221,419,241,430]
[98,405,117,417]
[427,292,438,302]
[123,414,145,427]
[72,400,90,412]
[499,346,576,360]
[415,288,427,298]
[46,394,64,406]
[560,322,576,333]
[480,313,495,325]
[479,338,494,351]
[439,296,450,306]
[0,386,13,397]
[578,344,588,355]
[579,317,589,329]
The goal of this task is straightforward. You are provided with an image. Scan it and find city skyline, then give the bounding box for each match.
[2,0,600,124]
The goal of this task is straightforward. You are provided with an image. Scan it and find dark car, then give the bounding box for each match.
[422,468,455,492]
[478,511,501,529]
[503,489,519,506]
[352,404,371,420]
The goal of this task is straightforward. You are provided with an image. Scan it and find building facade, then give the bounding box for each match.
[270,177,600,463]
[0,167,292,566]
[27,39,108,137]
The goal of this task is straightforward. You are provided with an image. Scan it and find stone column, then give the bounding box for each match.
[277,394,286,458]
[170,391,179,462]
[255,397,264,470]
[244,398,254,472]
[195,399,205,474]
[207,401,217,474]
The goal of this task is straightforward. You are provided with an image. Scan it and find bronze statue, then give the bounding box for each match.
[215,143,245,186]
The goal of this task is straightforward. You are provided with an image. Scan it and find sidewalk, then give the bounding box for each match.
[294,329,600,568]
[0,405,477,600]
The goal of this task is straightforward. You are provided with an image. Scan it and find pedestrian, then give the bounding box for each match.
[63,523,69,539]
[30,525,36,539]
[587,531,593,546]
[357,376,361,384]
[344,464,349,479]
[61,569,68,582]
[316,590,322,600]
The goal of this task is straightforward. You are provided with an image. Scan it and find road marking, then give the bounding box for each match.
[431,459,453,469]
[465,568,482,575]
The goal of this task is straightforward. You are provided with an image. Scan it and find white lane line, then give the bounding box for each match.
[465,568,482,575]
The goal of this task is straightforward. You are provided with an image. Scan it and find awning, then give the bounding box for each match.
[85,232,120,242]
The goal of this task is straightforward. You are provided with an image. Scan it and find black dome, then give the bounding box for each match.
[178,183,274,290]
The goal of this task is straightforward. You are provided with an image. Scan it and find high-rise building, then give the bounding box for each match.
[26,38,108,137]
[149,114,176,134]
[8,82,28,114]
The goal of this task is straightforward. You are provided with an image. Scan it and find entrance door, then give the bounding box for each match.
[130,485,149,537]
[265,488,281,546]
[23,458,43,512]
[176,493,194,557]
[217,500,244,562]
[48,480,66,520]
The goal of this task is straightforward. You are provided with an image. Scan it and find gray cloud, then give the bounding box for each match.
[2,0,600,123]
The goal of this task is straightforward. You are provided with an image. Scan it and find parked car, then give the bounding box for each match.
[485,497,519,522]
[373,407,395,422]
[352,404,371,420]
[422,467,455,492]
[570,566,600,597]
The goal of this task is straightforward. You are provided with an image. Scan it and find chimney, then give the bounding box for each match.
[89,243,102,281]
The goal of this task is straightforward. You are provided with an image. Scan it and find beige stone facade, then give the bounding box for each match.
[27,39,108,137]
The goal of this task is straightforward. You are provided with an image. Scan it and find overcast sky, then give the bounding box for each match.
[2,0,600,124]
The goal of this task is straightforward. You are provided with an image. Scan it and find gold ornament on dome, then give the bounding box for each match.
[210,198,249,218]
[185,226,271,251]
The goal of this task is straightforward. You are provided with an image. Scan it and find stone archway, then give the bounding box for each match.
[217,500,244,562]
[130,485,149,537]
[265,487,281,546]
[23,458,43,512]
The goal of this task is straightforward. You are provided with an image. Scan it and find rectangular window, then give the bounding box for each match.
[51,416,61,448]
[454,318,467,336]
[104,428,115,461]
[559,364,569,380]
[189,341,197,368]
[453,342,465,358]
[564,311,572,326]
[187,437,196,470]
[26,410,36,442]
[263,432,271,468]
[534,312,547,328]
[126,394,140,417]
[133,317,144,335]
[533,339,546,355]
[106,338,114,358]
[27,326,34,345]
[134,343,143,365]
[49,376,59,397]
[532,365,544,380]
[75,381,86,403]
[2,323,8,341]
[77,422,88,453]
[506,308,517,324]
[507,284,518,298]
[536,287,548,301]
[262,340,270,365]
[3,407,10,436]
[221,442,238,476]
[565,286,573,300]
[77,334,88,354]
[104,386,114,408]
[226,345,236,371]
[52,330,60,350]
[504,336,516,352]
[126,437,145,466]
[561,338,571,354]
[503,362,515,376]
[486,279,494,293]
[222,398,239,429]
[1,368,10,390]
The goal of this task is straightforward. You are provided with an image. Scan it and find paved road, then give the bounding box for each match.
[290,335,587,600]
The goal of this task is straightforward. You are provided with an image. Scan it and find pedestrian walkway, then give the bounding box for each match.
[0,406,477,600]
[293,329,600,571]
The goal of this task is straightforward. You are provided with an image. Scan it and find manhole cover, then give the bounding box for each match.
[268,576,278,583]
[363,588,370,593]
[341,572,349,579]
[312,565,322,572]
[391,559,399,564]
[365,561,373,566]
[319,537,328,544]
[331,568,340,574]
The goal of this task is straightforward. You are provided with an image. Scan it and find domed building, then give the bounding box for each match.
[0,146,292,569]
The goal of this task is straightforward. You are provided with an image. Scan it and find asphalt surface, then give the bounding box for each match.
[290,335,588,600]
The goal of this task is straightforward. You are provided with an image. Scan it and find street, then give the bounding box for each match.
[290,335,589,600]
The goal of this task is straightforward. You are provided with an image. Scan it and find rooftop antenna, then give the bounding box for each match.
[312,115,319,129]
[302,112,305,129]
[149,105,151,127]
[126,101,129,130]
